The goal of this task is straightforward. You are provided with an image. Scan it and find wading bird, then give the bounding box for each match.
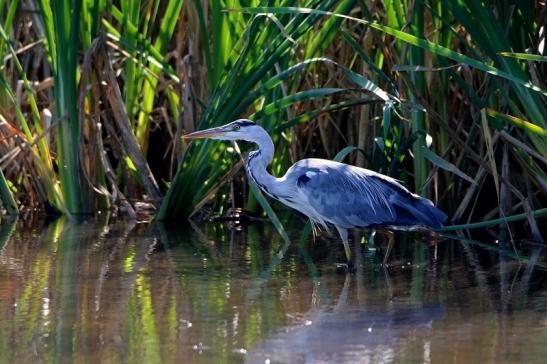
[184,119,447,269]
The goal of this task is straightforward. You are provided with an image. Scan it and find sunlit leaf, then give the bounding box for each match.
[486,108,547,137]
[498,52,547,62]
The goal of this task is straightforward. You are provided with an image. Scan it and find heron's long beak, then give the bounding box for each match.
[182,127,225,140]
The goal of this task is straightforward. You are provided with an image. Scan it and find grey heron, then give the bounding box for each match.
[184,119,447,269]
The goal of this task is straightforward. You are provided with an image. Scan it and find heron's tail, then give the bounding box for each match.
[393,196,447,229]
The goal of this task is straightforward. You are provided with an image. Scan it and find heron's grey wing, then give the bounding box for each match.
[291,160,397,228]
[289,158,447,229]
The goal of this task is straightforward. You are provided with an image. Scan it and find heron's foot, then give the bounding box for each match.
[336,261,356,273]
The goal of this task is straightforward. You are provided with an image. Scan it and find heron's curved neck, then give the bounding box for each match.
[246,128,282,197]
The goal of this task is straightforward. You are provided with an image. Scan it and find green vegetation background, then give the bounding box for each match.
[0,0,544,239]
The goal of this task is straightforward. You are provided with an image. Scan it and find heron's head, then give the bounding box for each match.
[183,119,261,142]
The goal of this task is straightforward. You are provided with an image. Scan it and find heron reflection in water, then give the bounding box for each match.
[183,119,447,270]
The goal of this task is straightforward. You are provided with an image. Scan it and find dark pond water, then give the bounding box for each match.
[0,216,546,363]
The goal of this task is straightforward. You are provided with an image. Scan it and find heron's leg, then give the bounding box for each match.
[344,242,353,268]
[369,229,377,245]
[381,229,395,265]
[335,226,354,271]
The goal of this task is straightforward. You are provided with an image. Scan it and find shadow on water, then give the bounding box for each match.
[0,216,546,363]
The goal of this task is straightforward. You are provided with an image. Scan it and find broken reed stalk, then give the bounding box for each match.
[94,39,163,208]
[78,38,135,218]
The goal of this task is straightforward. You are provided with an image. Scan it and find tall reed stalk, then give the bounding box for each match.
[408,0,428,194]
[38,0,88,214]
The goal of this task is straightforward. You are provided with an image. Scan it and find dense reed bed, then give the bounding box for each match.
[0,1,544,240]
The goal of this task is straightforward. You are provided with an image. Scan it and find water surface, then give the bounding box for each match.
[0,217,546,363]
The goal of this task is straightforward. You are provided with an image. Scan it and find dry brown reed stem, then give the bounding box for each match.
[356,95,371,168]
[499,144,513,241]
[452,168,488,222]
[77,41,135,218]
[1,118,68,208]
[0,113,51,207]
[499,130,547,167]
[90,39,163,207]
[93,121,137,219]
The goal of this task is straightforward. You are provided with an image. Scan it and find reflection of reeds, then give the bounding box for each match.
[0,214,16,251]
[1,218,547,361]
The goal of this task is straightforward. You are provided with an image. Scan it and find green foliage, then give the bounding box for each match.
[159,0,353,219]
[0,0,543,239]
[0,168,17,214]
[45,0,88,214]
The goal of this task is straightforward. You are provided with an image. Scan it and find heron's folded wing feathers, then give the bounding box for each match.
[289,158,446,229]
[295,163,397,228]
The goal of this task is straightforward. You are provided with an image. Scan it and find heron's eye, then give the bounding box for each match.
[232,124,240,131]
